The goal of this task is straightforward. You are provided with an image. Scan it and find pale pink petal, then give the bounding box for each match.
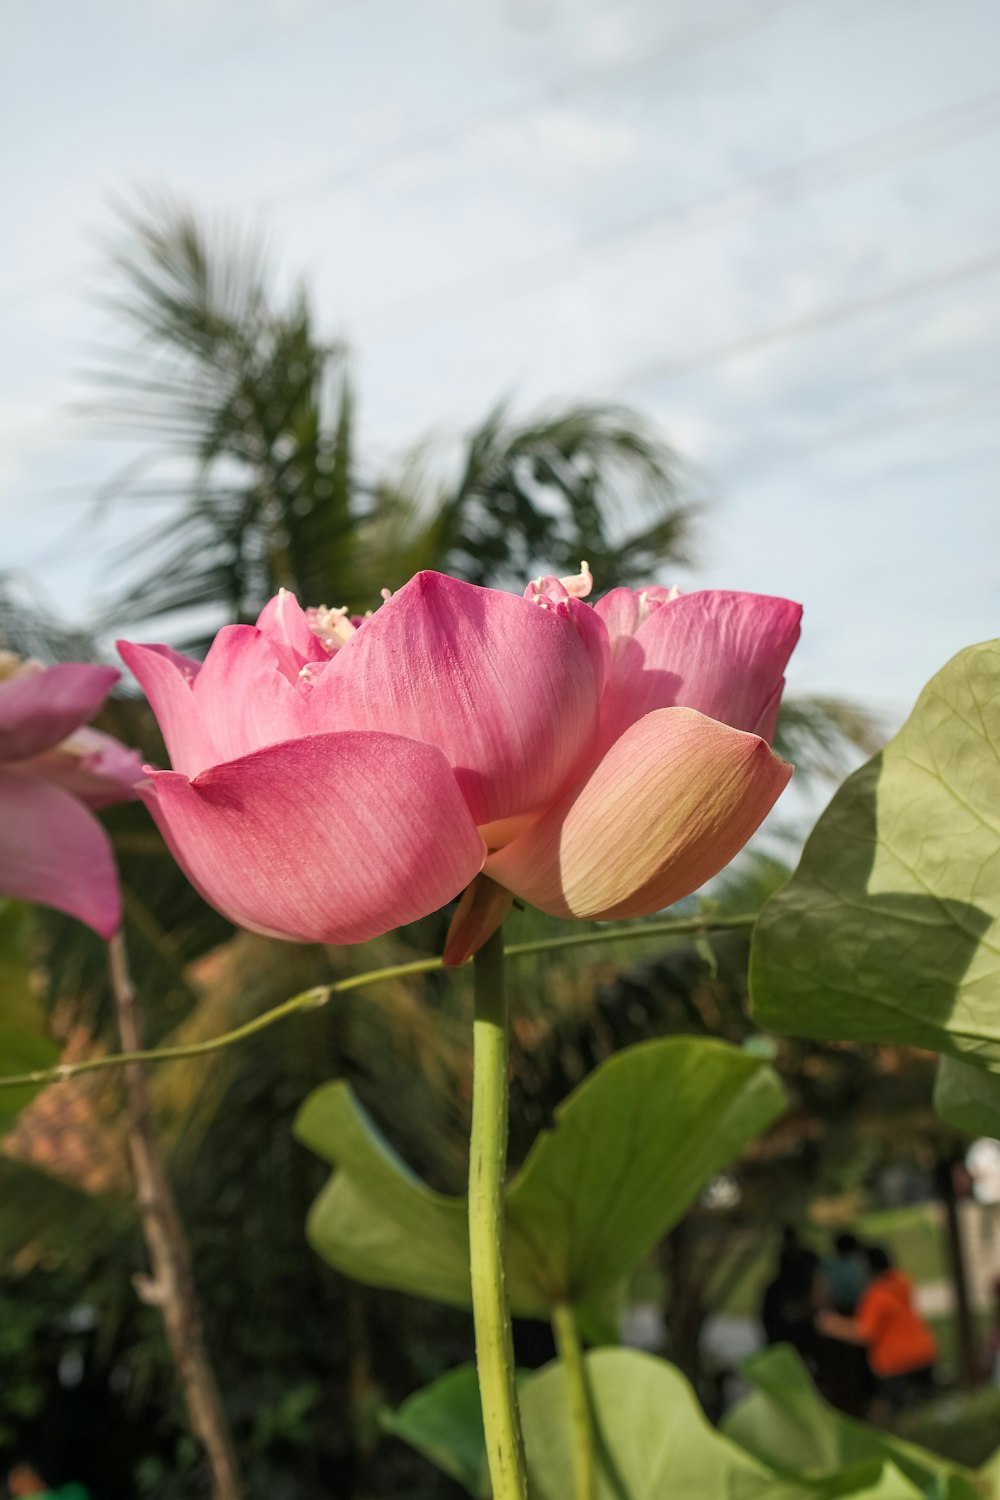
[524,563,593,603]
[117,641,211,778]
[315,572,609,825]
[140,731,486,944]
[24,727,145,808]
[442,874,514,967]
[639,584,683,607]
[0,663,119,763]
[524,575,570,603]
[598,590,801,745]
[593,586,681,653]
[0,770,121,937]
[485,707,791,920]
[593,587,641,651]
[256,589,328,681]
[560,560,594,598]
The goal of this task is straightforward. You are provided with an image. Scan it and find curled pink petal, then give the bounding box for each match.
[485,707,792,921]
[0,771,122,937]
[140,731,486,945]
[117,640,207,776]
[597,590,801,745]
[0,663,120,763]
[256,589,328,680]
[442,874,514,968]
[317,571,609,825]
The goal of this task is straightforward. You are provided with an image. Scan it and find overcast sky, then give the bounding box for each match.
[2,0,998,723]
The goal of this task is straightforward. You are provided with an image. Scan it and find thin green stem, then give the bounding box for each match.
[469,925,528,1500]
[0,912,757,1091]
[551,1303,595,1500]
[507,910,753,958]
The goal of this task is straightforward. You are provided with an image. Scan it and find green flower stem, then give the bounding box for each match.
[0,912,756,1091]
[551,1302,595,1500]
[469,925,528,1500]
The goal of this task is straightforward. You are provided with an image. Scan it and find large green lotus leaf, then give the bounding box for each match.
[0,903,58,1132]
[294,1081,472,1307]
[751,641,1000,1062]
[980,1444,1000,1499]
[386,1351,807,1499]
[809,1464,937,1499]
[382,1352,940,1500]
[504,1036,786,1309]
[379,1364,490,1499]
[520,1347,808,1500]
[825,1465,928,1500]
[722,1347,970,1494]
[934,1055,1000,1136]
[295,1037,785,1315]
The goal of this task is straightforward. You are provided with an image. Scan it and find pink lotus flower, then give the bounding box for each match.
[0,655,144,938]
[118,568,799,959]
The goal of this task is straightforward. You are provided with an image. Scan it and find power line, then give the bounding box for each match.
[613,245,1000,390]
[363,85,1000,344]
[728,373,1000,483]
[0,0,816,311]
[262,0,813,206]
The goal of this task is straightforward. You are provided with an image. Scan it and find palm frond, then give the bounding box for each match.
[87,202,707,646]
[774,693,886,781]
[393,399,702,591]
[87,200,359,641]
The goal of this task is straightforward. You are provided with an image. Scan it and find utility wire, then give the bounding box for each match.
[362,86,1000,344]
[726,373,1000,484]
[0,0,815,308]
[613,245,1000,390]
[262,0,812,206]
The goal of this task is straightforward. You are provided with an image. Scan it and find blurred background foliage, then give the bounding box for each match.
[0,204,916,1499]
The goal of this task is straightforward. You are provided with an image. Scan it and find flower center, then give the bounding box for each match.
[306,605,358,653]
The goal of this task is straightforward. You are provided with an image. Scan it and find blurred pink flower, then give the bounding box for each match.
[0,656,144,937]
[119,568,799,957]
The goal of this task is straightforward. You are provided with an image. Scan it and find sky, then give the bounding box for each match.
[1,0,998,725]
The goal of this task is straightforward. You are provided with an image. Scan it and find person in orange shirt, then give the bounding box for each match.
[817,1244,937,1413]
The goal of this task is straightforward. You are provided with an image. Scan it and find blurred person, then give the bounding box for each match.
[821,1232,870,1314]
[815,1232,875,1415]
[5,1464,88,1500]
[6,1467,47,1498]
[818,1245,936,1415]
[760,1226,820,1362]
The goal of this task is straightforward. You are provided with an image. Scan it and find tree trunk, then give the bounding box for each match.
[663,1221,705,1384]
[109,933,245,1500]
[935,1156,978,1389]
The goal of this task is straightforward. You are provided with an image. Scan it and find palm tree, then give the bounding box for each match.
[89,199,697,644]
